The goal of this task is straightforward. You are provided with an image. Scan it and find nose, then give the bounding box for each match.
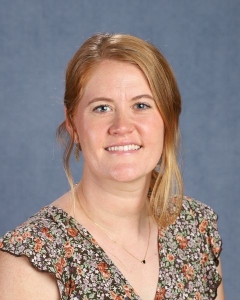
[109,111,134,135]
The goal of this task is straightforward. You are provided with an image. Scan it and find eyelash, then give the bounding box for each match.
[134,102,151,110]
[93,105,112,113]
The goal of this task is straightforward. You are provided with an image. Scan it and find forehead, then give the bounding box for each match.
[82,59,152,99]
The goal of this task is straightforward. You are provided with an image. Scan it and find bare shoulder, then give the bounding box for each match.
[0,251,60,300]
[51,190,72,214]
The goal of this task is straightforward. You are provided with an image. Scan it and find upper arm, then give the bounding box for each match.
[215,258,225,300]
[0,251,60,300]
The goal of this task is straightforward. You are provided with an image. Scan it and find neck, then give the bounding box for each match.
[75,170,151,236]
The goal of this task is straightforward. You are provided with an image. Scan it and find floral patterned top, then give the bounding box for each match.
[0,197,222,300]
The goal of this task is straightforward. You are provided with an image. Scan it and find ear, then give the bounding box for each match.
[65,107,79,143]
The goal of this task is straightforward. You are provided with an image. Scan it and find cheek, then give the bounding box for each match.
[78,120,105,151]
[144,117,164,144]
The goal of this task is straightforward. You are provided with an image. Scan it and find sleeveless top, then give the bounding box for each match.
[0,197,222,300]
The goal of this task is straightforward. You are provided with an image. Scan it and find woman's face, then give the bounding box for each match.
[72,59,164,183]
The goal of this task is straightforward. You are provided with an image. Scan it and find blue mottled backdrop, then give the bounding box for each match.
[0,0,239,298]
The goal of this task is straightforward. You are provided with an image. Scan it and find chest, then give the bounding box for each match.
[56,234,212,300]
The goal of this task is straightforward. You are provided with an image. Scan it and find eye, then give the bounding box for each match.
[93,104,112,113]
[133,102,151,110]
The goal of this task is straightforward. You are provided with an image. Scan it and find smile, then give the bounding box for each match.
[105,144,141,152]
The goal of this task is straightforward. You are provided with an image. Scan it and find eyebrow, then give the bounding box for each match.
[132,94,154,101]
[87,94,155,105]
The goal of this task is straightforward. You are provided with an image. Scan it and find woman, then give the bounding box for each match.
[0,33,225,299]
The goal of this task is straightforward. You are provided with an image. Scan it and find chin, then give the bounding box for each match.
[107,168,150,183]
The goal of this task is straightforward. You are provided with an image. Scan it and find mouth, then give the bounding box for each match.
[105,144,142,152]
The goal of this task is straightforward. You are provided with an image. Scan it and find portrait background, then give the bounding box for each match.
[0,0,239,297]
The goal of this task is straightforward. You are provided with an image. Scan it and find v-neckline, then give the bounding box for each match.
[46,205,163,300]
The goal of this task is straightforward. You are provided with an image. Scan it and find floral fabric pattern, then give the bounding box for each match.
[0,197,222,299]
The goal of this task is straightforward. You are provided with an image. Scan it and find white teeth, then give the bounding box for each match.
[107,144,141,152]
